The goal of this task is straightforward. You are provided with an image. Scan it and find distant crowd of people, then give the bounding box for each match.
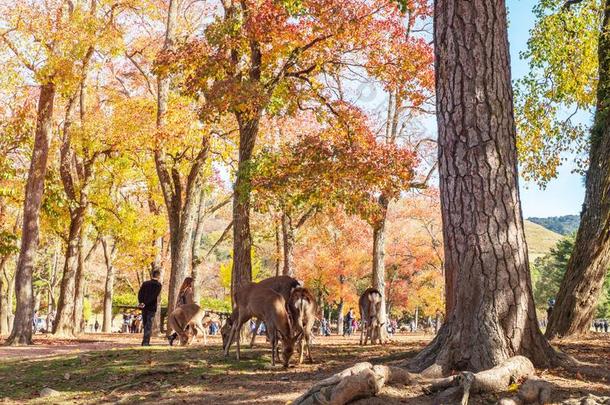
[122,313,142,333]
[593,319,609,333]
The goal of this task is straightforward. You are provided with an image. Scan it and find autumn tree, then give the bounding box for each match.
[517,0,610,338]
[0,0,102,344]
[53,14,127,335]
[0,90,32,335]
[162,0,423,300]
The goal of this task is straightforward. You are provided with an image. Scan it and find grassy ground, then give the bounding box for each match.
[0,333,608,404]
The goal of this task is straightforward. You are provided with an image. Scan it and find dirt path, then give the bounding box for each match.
[0,333,608,404]
[0,333,164,360]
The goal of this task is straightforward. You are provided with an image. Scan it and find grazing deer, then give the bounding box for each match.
[248,276,302,347]
[168,304,216,345]
[288,287,317,364]
[223,285,300,367]
[359,288,385,345]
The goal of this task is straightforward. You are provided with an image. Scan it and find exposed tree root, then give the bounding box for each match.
[292,356,536,405]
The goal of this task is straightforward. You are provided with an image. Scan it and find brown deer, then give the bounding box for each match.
[223,284,300,367]
[248,275,302,347]
[288,287,317,364]
[167,304,217,345]
[359,288,384,345]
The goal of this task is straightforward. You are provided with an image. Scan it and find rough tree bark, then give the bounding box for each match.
[409,0,556,372]
[546,0,610,339]
[102,237,116,333]
[5,82,55,345]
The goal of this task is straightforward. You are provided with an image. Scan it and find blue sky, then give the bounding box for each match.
[507,0,587,218]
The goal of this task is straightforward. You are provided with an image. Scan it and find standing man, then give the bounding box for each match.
[137,270,162,346]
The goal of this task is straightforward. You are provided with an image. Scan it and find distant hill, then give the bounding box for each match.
[523,220,564,261]
[527,215,580,236]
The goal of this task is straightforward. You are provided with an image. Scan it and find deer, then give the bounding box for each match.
[359,288,385,345]
[167,304,217,345]
[288,287,317,364]
[247,275,302,347]
[223,284,300,367]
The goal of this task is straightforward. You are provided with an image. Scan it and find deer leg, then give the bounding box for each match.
[271,329,276,367]
[250,319,261,348]
[307,334,313,363]
[224,324,236,356]
[298,334,305,365]
[359,322,365,345]
[236,324,241,361]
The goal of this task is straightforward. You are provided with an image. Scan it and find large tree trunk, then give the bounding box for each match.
[53,207,86,336]
[546,0,610,339]
[281,212,295,277]
[371,195,389,342]
[5,83,55,345]
[102,238,115,333]
[410,0,555,372]
[167,217,194,316]
[231,117,259,300]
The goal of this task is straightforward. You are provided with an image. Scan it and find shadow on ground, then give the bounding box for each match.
[0,333,608,404]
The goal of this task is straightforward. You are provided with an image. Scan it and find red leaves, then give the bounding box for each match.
[253,105,418,223]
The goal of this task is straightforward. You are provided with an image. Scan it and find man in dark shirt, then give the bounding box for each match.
[138,270,162,346]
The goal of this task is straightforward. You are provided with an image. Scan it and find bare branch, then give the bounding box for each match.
[204,220,233,259]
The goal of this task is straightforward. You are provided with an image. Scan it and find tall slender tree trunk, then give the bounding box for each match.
[410,0,556,372]
[5,83,55,346]
[275,218,281,277]
[72,233,86,334]
[371,195,389,342]
[0,257,8,335]
[337,299,344,336]
[48,242,59,317]
[102,238,115,333]
[231,117,259,300]
[53,207,86,336]
[546,0,610,339]
[5,268,15,331]
[281,212,295,277]
[192,192,207,304]
[151,236,164,334]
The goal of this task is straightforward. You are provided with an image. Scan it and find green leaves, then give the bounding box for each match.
[515,0,600,185]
